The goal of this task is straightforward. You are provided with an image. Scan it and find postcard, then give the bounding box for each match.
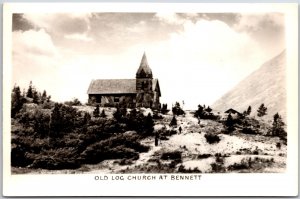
[3,3,298,196]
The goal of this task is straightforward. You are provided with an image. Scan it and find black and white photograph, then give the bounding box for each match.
[3,3,298,196]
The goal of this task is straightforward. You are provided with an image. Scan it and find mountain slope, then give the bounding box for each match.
[213,50,286,122]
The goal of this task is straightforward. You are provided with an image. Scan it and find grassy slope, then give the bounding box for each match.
[12,109,286,174]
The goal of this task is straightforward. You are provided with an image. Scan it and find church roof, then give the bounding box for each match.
[87,79,136,94]
[87,78,160,95]
[136,52,153,78]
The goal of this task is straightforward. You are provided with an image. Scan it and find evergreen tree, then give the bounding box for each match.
[206,106,212,113]
[194,104,204,118]
[161,103,169,114]
[46,95,51,102]
[257,103,267,117]
[11,85,25,118]
[172,102,184,116]
[26,81,33,98]
[170,115,177,126]
[271,113,286,137]
[32,90,39,104]
[113,107,126,121]
[100,109,106,118]
[49,103,62,137]
[41,90,47,103]
[144,113,154,134]
[93,105,100,117]
[83,112,91,125]
[246,106,252,115]
[225,113,235,133]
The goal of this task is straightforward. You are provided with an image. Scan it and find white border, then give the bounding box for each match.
[3,3,298,196]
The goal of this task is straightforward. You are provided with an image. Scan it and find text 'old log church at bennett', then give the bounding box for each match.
[87,53,161,109]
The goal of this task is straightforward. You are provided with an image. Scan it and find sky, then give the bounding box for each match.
[12,12,285,110]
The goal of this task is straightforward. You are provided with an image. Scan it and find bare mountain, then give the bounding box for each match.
[213,50,286,122]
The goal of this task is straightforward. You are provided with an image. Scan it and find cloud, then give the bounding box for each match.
[234,13,285,58]
[23,13,91,35]
[125,19,272,109]
[12,29,61,100]
[13,29,57,57]
[11,12,285,109]
[64,33,92,42]
[155,13,185,25]
[234,13,284,32]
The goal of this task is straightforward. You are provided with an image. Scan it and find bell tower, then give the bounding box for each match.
[136,52,154,108]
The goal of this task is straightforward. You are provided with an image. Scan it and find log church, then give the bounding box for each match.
[87,53,161,109]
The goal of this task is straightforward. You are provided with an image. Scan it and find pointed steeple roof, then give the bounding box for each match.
[136,52,153,78]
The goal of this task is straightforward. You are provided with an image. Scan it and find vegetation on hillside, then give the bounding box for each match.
[11,82,155,170]
[11,82,287,173]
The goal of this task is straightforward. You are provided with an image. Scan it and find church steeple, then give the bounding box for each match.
[136,52,153,78]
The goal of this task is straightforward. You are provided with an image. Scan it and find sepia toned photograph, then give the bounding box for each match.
[3,3,298,196]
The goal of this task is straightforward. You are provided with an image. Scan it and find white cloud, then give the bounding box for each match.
[12,13,282,110]
[13,29,57,57]
[234,13,285,32]
[155,13,184,25]
[125,19,271,109]
[64,33,92,42]
[23,13,91,35]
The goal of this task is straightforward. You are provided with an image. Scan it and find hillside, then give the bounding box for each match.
[213,50,286,122]
[12,106,286,174]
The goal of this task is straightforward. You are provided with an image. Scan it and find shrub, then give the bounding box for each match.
[161,103,169,114]
[100,109,106,118]
[31,147,80,170]
[41,101,55,109]
[170,116,177,126]
[210,163,226,173]
[178,165,202,173]
[161,151,182,160]
[242,127,257,135]
[270,113,286,139]
[194,104,219,120]
[64,98,82,106]
[224,114,235,133]
[197,154,211,159]
[153,112,163,119]
[80,133,148,164]
[257,103,267,117]
[49,103,84,137]
[93,105,100,117]
[172,102,185,116]
[204,133,221,144]
[11,85,26,118]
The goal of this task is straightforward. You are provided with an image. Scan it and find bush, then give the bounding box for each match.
[161,104,169,114]
[31,148,80,170]
[194,104,218,120]
[170,116,177,126]
[93,105,100,117]
[64,98,82,106]
[242,127,257,135]
[172,102,185,116]
[210,163,226,173]
[204,133,221,144]
[197,154,211,159]
[153,112,163,119]
[178,165,202,173]
[80,133,148,164]
[161,151,182,160]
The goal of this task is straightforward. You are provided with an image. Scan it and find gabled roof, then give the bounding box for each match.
[87,79,136,94]
[136,52,153,78]
[152,79,161,97]
[225,108,242,115]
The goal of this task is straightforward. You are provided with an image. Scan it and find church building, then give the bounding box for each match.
[87,53,161,109]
